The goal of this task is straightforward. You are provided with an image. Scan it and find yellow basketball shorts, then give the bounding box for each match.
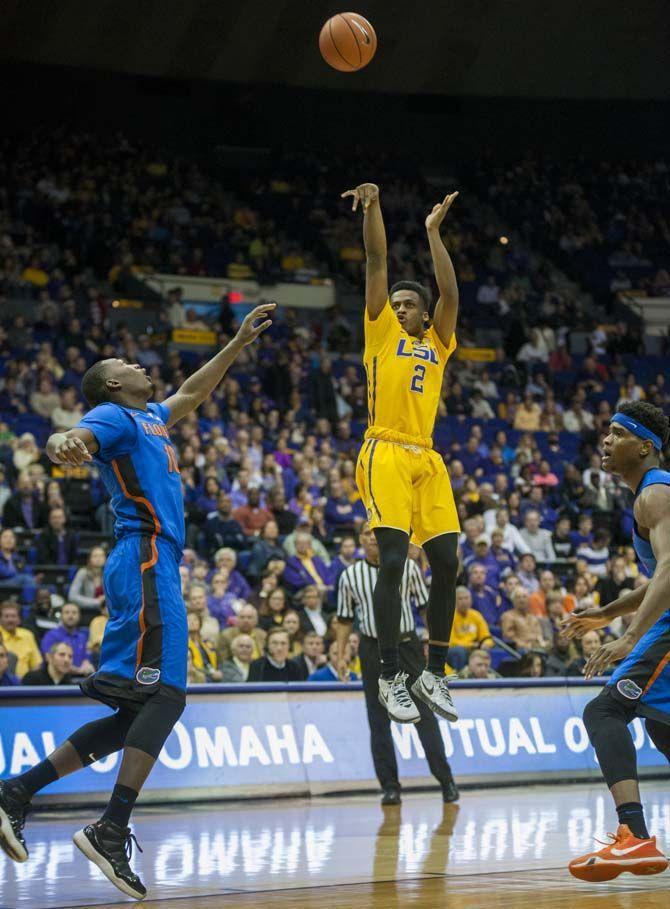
[355,439,460,546]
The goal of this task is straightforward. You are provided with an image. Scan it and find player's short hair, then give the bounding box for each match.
[82,361,113,407]
[389,281,432,313]
[616,401,669,448]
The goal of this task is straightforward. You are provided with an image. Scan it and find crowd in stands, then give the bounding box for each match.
[1,135,668,688]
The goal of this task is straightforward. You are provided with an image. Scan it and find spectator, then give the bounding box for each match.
[204,493,247,555]
[458,648,501,680]
[41,603,93,677]
[2,474,47,530]
[517,652,545,678]
[528,570,562,618]
[268,487,298,536]
[282,609,304,656]
[283,523,331,565]
[467,564,505,629]
[22,587,60,643]
[519,510,556,562]
[597,556,634,607]
[308,638,358,681]
[220,634,255,682]
[329,536,358,588]
[206,571,238,626]
[577,529,611,578]
[283,530,331,593]
[513,392,542,431]
[501,588,550,650]
[187,610,222,682]
[563,399,595,433]
[489,529,516,575]
[246,521,286,581]
[569,514,594,549]
[298,585,330,637]
[218,603,266,661]
[566,629,608,677]
[325,477,363,530]
[470,536,502,586]
[248,628,303,682]
[544,629,579,677]
[258,587,289,631]
[0,641,19,686]
[50,387,84,431]
[233,487,272,537]
[488,507,531,556]
[552,516,576,560]
[212,548,252,600]
[308,357,338,425]
[22,641,74,686]
[35,507,78,565]
[0,529,35,590]
[470,389,495,421]
[187,584,220,642]
[292,630,327,680]
[68,546,106,618]
[0,601,42,678]
[516,553,540,593]
[448,586,494,670]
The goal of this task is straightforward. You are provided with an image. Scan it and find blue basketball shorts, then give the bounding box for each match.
[80,533,187,710]
[607,610,670,725]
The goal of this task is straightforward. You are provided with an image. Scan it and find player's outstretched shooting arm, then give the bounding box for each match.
[583,484,670,679]
[341,183,388,319]
[425,192,459,347]
[45,303,276,466]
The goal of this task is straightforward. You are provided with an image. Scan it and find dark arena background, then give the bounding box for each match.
[0,2,669,908]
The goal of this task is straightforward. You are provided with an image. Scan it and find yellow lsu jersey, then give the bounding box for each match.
[363,300,456,448]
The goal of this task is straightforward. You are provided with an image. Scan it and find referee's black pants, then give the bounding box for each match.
[358,632,454,790]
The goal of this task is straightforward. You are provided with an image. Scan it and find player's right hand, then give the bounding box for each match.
[51,436,92,465]
[561,607,609,639]
[341,183,379,212]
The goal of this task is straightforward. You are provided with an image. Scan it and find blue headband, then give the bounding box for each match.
[611,412,662,451]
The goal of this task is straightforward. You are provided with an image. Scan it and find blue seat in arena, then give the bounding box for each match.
[488,647,511,671]
[11,414,51,446]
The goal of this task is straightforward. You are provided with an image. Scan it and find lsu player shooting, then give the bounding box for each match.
[341,181,460,724]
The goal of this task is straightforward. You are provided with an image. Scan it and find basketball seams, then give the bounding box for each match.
[339,13,363,68]
[328,18,356,70]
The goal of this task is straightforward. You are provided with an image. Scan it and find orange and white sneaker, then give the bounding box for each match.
[569,824,668,882]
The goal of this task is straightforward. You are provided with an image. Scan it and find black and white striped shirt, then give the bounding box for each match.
[337,559,429,638]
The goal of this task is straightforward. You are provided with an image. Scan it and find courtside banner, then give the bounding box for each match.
[0,682,666,802]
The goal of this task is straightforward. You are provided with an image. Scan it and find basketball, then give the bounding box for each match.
[319,12,377,72]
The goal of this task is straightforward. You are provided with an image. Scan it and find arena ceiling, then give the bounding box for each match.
[0,0,668,99]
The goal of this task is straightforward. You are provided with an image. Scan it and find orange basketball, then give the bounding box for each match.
[319,12,377,72]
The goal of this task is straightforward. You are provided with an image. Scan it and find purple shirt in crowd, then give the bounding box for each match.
[40,627,89,666]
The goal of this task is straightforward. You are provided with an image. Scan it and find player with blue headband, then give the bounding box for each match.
[564,400,670,881]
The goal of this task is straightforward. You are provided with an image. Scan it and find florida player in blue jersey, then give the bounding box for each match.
[0,302,275,900]
[563,401,670,882]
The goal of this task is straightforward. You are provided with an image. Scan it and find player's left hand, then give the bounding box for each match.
[583,634,636,680]
[425,192,458,232]
[236,302,276,346]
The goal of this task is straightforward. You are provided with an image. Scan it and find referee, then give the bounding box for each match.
[335,523,459,805]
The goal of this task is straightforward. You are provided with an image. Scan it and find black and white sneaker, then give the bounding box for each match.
[73,820,146,901]
[441,778,460,803]
[378,671,420,724]
[412,670,459,722]
[0,780,30,862]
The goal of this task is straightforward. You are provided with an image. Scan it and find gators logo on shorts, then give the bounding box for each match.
[136,667,161,686]
[617,678,642,700]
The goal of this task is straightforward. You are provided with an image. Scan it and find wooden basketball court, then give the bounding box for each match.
[2,782,668,908]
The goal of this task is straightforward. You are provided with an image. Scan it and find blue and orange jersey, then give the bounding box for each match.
[633,467,670,576]
[77,402,184,551]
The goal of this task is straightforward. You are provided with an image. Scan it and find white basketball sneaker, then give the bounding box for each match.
[378,671,420,724]
[411,670,459,722]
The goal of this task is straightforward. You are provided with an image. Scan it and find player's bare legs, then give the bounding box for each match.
[411,533,459,721]
[373,527,420,724]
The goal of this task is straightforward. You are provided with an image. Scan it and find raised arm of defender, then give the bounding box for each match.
[341,183,388,320]
[426,193,459,347]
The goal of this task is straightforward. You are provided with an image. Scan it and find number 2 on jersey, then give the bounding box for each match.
[410,363,426,394]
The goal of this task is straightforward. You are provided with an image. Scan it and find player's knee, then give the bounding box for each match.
[583,689,628,741]
[424,535,458,582]
[124,692,185,759]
